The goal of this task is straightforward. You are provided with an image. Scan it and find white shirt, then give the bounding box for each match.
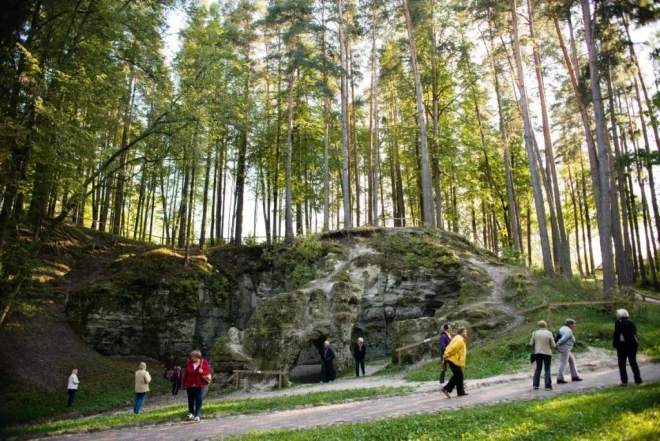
[68,374,80,390]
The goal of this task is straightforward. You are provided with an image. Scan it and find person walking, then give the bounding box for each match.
[134,362,151,414]
[354,337,367,377]
[439,323,453,385]
[67,369,80,407]
[320,340,336,383]
[556,319,582,384]
[613,309,642,386]
[171,366,182,395]
[181,350,211,422]
[441,327,468,398]
[531,320,556,390]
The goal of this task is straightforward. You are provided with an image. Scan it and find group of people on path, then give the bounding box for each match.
[437,308,643,397]
[66,349,213,422]
[64,309,644,421]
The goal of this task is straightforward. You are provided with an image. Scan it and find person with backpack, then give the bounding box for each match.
[556,319,582,384]
[613,309,642,386]
[134,362,152,414]
[439,323,453,385]
[181,350,211,422]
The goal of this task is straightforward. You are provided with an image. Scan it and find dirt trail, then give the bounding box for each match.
[468,258,525,332]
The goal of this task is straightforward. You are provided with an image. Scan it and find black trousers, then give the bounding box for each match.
[443,361,465,396]
[617,345,642,385]
[172,381,181,395]
[67,389,76,407]
[355,359,365,376]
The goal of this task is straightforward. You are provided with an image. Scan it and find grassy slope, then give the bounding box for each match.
[406,275,660,382]
[0,387,412,438]
[0,226,174,427]
[231,383,660,440]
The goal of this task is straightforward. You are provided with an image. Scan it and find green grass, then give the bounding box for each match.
[0,387,412,438]
[0,359,171,427]
[229,382,660,440]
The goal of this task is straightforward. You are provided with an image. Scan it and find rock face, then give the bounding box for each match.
[212,282,363,378]
[67,228,500,370]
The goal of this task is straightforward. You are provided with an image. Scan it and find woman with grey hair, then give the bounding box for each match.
[67,369,80,407]
[613,309,642,385]
[556,319,582,384]
[530,320,556,390]
[134,362,152,414]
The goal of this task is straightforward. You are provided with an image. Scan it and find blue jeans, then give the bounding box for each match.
[133,392,147,414]
[187,387,204,418]
[533,354,552,388]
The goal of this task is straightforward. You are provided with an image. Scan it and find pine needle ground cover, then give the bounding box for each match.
[230,383,660,441]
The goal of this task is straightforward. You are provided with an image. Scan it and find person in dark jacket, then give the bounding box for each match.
[354,337,367,377]
[171,366,182,395]
[439,323,453,384]
[613,309,642,386]
[320,340,336,383]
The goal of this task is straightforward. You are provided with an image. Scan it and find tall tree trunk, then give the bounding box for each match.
[402,0,434,226]
[528,0,571,275]
[510,0,553,276]
[112,75,136,236]
[581,0,615,295]
[200,147,212,248]
[234,58,251,245]
[349,45,360,227]
[338,0,351,229]
[284,60,296,241]
[606,68,634,286]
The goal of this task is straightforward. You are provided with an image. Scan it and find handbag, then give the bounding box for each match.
[201,373,212,385]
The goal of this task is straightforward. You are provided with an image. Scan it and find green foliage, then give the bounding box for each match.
[229,383,660,440]
[1,387,412,437]
[261,235,333,290]
[368,232,460,271]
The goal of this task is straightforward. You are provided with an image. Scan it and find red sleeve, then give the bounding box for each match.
[202,359,210,376]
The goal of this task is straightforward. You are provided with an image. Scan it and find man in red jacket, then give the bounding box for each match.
[181,350,211,422]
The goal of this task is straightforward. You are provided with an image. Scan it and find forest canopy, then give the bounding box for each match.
[1,0,660,325]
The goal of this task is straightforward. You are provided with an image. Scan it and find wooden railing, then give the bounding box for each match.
[394,300,616,364]
[233,369,288,388]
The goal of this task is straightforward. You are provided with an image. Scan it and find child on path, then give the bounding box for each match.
[171,366,182,395]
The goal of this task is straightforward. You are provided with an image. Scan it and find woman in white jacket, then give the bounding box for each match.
[67,369,80,407]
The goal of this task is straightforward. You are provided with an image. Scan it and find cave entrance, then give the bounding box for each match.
[289,336,326,384]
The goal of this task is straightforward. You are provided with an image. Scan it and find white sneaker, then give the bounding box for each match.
[194,416,200,423]
[186,413,193,421]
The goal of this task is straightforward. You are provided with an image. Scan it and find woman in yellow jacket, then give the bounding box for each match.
[441,327,468,398]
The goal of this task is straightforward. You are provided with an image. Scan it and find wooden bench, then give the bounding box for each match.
[233,370,288,388]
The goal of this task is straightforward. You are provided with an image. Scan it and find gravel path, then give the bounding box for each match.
[40,363,660,441]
